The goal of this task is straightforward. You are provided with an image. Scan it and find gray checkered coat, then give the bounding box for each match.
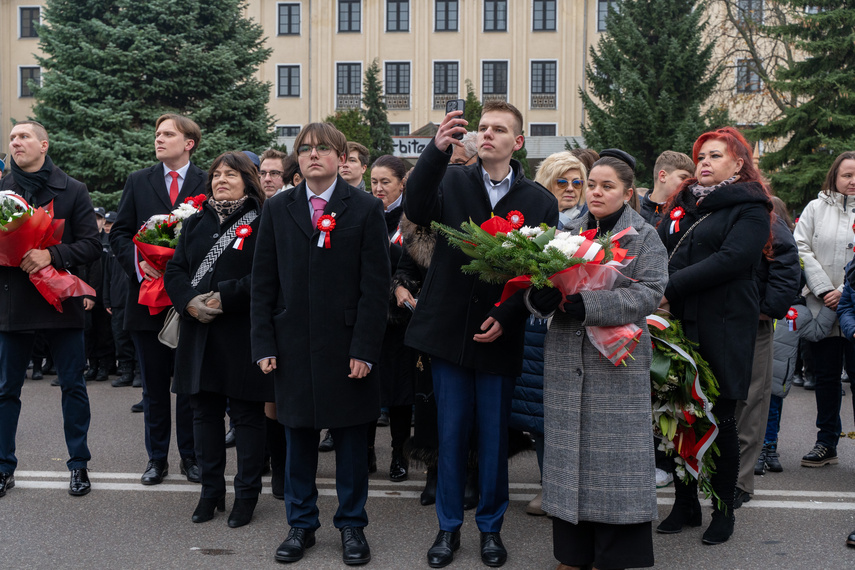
[541,206,668,525]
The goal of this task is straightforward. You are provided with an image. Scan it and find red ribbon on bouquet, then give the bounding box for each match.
[0,197,95,312]
[132,235,176,315]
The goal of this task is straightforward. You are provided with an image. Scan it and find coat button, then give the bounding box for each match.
[576,368,583,377]
[575,330,582,336]
[213,233,219,238]
[3,285,7,291]
[471,294,479,303]
[848,243,854,250]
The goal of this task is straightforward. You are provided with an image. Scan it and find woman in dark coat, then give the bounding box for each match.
[656,127,772,545]
[164,152,273,528]
[366,155,415,482]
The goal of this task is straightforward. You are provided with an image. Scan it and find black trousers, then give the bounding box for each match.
[85,304,115,361]
[110,305,136,368]
[190,391,265,499]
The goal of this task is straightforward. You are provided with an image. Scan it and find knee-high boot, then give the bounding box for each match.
[656,471,701,533]
[703,415,739,545]
[265,417,286,500]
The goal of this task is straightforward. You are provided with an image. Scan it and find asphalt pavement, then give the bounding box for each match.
[2,373,855,569]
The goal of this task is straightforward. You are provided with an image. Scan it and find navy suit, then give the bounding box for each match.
[251,177,390,529]
[110,162,206,463]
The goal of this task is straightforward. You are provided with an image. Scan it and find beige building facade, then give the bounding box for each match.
[1,0,787,161]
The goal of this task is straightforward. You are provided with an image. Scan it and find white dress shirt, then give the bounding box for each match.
[481,166,514,209]
[162,161,191,197]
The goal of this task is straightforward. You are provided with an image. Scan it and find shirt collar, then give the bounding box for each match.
[385,193,403,212]
[480,165,513,191]
[163,161,191,179]
[306,179,337,204]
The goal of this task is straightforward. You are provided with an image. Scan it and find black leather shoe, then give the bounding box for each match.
[69,468,91,496]
[427,529,460,568]
[95,366,110,382]
[30,369,43,381]
[389,454,408,482]
[111,371,133,387]
[228,497,258,528]
[84,363,98,381]
[225,427,236,448]
[141,459,168,485]
[192,495,225,523]
[132,371,142,387]
[318,430,334,452]
[131,400,144,413]
[733,489,751,509]
[274,527,316,563]
[480,532,507,567]
[0,472,15,497]
[340,526,371,565]
[847,529,855,547]
[180,457,201,483]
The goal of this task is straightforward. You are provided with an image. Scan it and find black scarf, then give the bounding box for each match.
[10,155,54,204]
[586,204,626,237]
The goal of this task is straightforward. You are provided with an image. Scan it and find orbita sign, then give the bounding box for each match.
[392,137,433,158]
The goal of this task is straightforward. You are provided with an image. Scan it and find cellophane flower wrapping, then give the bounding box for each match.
[0,192,95,312]
[432,217,641,365]
[133,200,203,315]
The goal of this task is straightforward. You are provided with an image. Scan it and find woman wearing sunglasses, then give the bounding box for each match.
[535,152,588,229]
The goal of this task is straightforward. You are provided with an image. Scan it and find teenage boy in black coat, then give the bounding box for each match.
[404,101,558,568]
[251,123,390,566]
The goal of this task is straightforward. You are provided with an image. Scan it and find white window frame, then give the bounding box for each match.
[385,0,411,33]
[528,123,558,137]
[337,0,362,33]
[18,5,41,39]
[18,65,41,98]
[276,64,302,98]
[276,2,302,36]
[480,59,511,99]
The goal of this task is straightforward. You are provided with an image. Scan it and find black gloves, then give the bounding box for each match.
[563,293,586,320]
[529,286,563,315]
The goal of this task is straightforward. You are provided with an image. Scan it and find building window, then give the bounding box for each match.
[737,0,764,23]
[433,61,459,109]
[387,1,409,32]
[598,0,618,32]
[483,61,508,100]
[530,124,556,137]
[339,0,361,33]
[484,1,507,32]
[20,7,39,38]
[436,0,459,31]
[533,1,556,31]
[531,60,556,109]
[277,65,300,97]
[337,62,362,109]
[390,124,410,136]
[276,125,301,137]
[278,3,300,35]
[736,59,761,93]
[385,62,411,110]
[20,66,40,98]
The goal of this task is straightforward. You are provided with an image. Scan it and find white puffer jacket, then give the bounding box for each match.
[794,191,855,338]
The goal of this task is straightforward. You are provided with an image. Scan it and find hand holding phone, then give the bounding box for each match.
[445,99,466,140]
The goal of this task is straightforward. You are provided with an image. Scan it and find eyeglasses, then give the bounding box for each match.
[259,170,284,178]
[296,144,333,156]
[556,178,584,191]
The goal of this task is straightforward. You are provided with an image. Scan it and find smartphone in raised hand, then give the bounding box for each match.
[445,99,466,140]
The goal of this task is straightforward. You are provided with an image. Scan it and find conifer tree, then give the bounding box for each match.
[31,0,274,193]
[752,1,855,208]
[362,59,394,163]
[580,0,724,185]
[323,109,372,149]
[463,80,483,129]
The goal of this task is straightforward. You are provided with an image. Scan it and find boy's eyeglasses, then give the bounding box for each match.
[556,178,584,191]
[297,144,333,156]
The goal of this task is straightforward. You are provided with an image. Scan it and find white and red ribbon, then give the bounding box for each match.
[786,307,798,331]
[233,224,252,250]
[669,207,685,235]
[391,226,403,246]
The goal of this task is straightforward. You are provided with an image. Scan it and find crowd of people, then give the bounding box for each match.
[1,100,854,569]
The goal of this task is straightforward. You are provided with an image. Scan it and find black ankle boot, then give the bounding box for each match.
[265,417,286,500]
[228,497,258,528]
[192,496,225,523]
[420,467,437,506]
[656,475,701,533]
[84,359,98,381]
[702,508,735,544]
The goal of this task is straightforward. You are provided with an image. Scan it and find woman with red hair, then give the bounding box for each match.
[655,127,772,545]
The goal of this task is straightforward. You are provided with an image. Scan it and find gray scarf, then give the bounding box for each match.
[690,175,739,205]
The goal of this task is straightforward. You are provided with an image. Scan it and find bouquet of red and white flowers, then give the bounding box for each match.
[132,195,205,314]
[0,191,95,312]
[433,212,641,365]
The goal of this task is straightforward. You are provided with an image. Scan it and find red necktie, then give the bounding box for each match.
[168,171,179,205]
[310,196,327,228]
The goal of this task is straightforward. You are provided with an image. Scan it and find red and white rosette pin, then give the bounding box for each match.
[669,207,685,234]
[786,307,798,331]
[317,214,336,248]
[233,225,252,250]
[506,210,524,230]
[390,225,403,245]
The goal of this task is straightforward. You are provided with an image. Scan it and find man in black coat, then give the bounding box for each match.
[0,121,101,498]
[404,101,558,568]
[103,210,137,387]
[110,114,205,485]
[251,123,390,566]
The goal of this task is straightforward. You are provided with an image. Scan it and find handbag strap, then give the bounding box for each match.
[190,210,258,287]
[668,213,712,263]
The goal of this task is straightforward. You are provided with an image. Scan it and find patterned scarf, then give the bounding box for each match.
[690,174,739,205]
[208,195,247,223]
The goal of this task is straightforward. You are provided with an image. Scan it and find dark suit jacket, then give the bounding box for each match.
[109,162,206,331]
[250,177,391,429]
[0,163,100,331]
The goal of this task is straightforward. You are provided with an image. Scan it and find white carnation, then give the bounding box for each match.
[145,214,169,230]
[545,234,586,257]
[518,225,544,238]
[171,203,200,219]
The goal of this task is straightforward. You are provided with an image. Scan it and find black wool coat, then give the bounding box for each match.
[0,164,100,331]
[403,139,559,377]
[659,181,772,400]
[756,215,801,320]
[109,162,207,331]
[164,198,273,402]
[250,178,391,429]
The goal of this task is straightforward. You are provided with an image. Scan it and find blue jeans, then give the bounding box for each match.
[0,329,91,474]
[764,395,783,446]
[432,357,514,533]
